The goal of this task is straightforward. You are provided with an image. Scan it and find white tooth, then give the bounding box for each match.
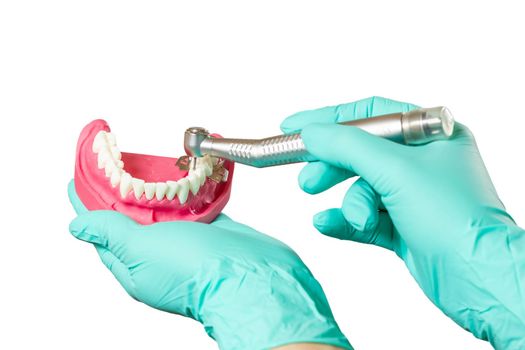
[110,169,122,187]
[117,160,124,169]
[177,178,190,204]
[195,168,206,186]
[105,133,117,146]
[166,181,180,200]
[155,182,167,201]
[198,156,213,177]
[110,146,121,160]
[205,155,214,168]
[97,148,111,169]
[222,169,229,182]
[104,160,118,177]
[187,173,200,195]
[120,172,132,198]
[144,182,156,200]
[132,178,145,200]
[92,131,107,153]
[202,162,213,177]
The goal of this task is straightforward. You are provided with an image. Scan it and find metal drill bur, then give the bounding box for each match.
[183,106,454,168]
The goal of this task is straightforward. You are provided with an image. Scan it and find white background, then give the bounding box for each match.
[0,1,523,349]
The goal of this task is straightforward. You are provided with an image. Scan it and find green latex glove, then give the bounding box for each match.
[281,97,525,349]
[67,180,351,350]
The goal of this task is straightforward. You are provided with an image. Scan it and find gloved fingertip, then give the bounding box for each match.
[279,114,301,134]
[313,210,338,235]
[68,210,133,246]
[298,172,318,195]
[313,211,327,227]
[280,124,297,134]
[69,216,102,244]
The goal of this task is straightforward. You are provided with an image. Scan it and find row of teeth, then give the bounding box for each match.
[92,130,221,204]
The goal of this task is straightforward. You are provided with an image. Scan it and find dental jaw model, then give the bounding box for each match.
[74,120,234,224]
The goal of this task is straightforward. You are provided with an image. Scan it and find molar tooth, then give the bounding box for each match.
[110,169,122,187]
[120,173,132,198]
[144,182,156,200]
[132,178,145,200]
[110,146,121,160]
[202,162,213,177]
[197,156,213,177]
[177,178,190,204]
[105,133,117,146]
[222,169,229,182]
[155,182,167,201]
[166,181,180,200]
[204,155,214,167]
[92,131,107,153]
[187,173,200,195]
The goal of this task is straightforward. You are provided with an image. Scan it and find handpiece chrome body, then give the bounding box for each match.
[184,107,454,168]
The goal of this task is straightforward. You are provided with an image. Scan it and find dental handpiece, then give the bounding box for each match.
[184,107,455,168]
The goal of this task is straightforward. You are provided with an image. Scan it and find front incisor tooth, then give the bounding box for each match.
[110,169,122,187]
[187,173,200,195]
[155,183,167,201]
[120,173,132,198]
[92,131,107,153]
[132,178,145,200]
[177,178,190,204]
[166,181,180,200]
[144,183,156,200]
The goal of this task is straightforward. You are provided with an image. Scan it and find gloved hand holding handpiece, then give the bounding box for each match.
[280,96,525,349]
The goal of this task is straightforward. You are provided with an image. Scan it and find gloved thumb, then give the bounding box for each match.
[69,210,137,253]
[67,179,88,215]
[301,123,406,195]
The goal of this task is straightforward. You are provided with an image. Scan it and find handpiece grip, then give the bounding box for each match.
[188,107,455,168]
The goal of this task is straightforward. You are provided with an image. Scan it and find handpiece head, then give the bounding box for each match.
[184,127,209,157]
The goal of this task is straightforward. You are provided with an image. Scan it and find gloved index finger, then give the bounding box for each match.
[280,96,420,133]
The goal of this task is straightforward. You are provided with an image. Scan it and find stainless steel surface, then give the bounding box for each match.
[199,133,314,167]
[184,106,454,168]
[184,127,209,157]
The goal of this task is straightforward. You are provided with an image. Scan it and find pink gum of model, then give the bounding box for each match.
[74,119,234,224]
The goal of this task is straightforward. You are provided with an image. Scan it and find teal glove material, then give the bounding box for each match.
[67,181,351,350]
[281,97,525,349]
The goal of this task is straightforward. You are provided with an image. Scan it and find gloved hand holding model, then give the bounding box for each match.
[67,181,351,350]
[281,96,525,349]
